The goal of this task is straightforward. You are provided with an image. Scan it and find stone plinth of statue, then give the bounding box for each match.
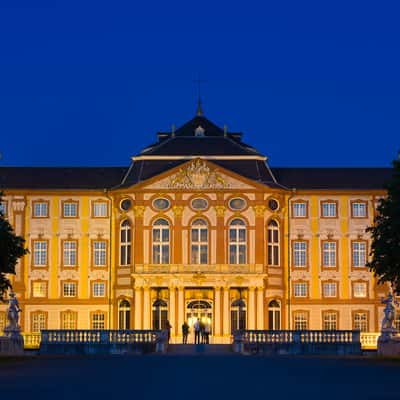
[377,292,400,356]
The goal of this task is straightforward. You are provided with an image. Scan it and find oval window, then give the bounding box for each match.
[191,198,208,210]
[268,199,279,211]
[229,198,247,211]
[120,198,132,211]
[153,198,170,211]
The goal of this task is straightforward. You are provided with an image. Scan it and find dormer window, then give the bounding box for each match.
[194,126,205,137]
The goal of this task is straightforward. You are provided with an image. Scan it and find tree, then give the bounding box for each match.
[0,192,29,300]
[366,156,400,293]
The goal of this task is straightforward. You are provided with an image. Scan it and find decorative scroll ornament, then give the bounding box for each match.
[168,160,229,189]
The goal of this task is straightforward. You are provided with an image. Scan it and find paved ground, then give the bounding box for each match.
[0,353,399,400]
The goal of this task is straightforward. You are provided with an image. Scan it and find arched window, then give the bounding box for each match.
[229,219,246,264]
[152,219,170,264]
[268,300,281,330]
[231,298,246,332]
[120,220,131,266]
[267,220,280,266]
[118,299,131,330]
[152,299,168,330]
[191,219,208,264]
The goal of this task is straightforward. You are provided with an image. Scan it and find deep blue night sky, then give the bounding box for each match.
[1,1,399,167]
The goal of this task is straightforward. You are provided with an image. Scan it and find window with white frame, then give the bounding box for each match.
[31,312,46,333]
[92,201,108,217]
[292,202,307,218]
[120,220,131,266]
[267,220,280,266]
[32,281,47,298]
[63,241,77,266]
[61,311,77,329]
[322,282,337,297]
[353,312,368,332]
[33,201,48,218]
[268,300,281,330]
[229,219,247,264]
[352,241,367,267]
[63,201,78,217]
[322,241,336,267]
[118,300,131,330]
[321,201,337,217]
[191,219,208,264]
[353,282,367,298]
[294,312,308,330]
[63,282,77,297]
[293,282,308,297]
[293,241,307,267]
[352,201,367,218]
[93,241,107,267]
[92,313,105,329]
[152,219,170,264]
[93,282,106,297]
[323,312,337,330]
[33,241,47,266]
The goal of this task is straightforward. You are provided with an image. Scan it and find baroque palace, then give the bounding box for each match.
[0,108,393,343]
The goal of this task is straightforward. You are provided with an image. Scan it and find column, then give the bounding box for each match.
[215,206,226,264]
[214,287,221,336]
[248,287,256,329]
[172,206,184,264]
[134,287,142,329]
[177,287,185,338]
[253,205,266,266]
[169,287,176,337]
[256,287,264,330]
[143,287,151,329]
[222,287,230,336]
[133,206,145,269]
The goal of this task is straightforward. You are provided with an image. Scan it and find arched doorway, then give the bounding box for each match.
[268,300,281,330]
[152,299,168,330]
[118,299,131,330]
[231,299,246,332]
[186,300,212,332]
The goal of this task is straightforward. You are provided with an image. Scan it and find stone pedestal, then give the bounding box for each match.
[0,336,24,356]
[377,335,400,356]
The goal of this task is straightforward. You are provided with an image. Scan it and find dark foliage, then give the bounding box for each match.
[366,157,400,293]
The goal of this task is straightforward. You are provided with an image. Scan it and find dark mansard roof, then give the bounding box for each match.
[0,114,393,191]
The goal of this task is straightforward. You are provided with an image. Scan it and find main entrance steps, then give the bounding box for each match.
[167,344,233,355]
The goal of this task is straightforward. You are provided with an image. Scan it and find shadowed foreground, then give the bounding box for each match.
[0,354,399,400]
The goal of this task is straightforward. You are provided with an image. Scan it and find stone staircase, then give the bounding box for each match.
[167,344,233,356]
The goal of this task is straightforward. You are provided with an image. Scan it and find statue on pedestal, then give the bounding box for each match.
[380,291,398,341]
[3,291,22,339]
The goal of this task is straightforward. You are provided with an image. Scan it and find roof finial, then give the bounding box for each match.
[195,73,204,116]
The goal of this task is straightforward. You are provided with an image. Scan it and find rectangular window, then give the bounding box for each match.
[322,241,337,267]
[322,282,337,297]
[31,313,47,333]
[33,241,48,266]
[353,282,367,298]
[321,201,337,218]
[32,281,47,298]
[63,201,78,218]
[293,241,307,267]
[92,313,105,330]
[0,201,7,218]
[63,241,77,267]
[63,282,77,297]
[61,312,77,330]
[352,201,367,218]
[93,282,106,297]
[294,312,308,330]
[353,312,368,332]
[292,202,307,218]
[352,241,367,267]
[323,312,337,330]
[33,201,49,218]
[92,201,108,218]
[93,241,107,266]
[293,282,307,297]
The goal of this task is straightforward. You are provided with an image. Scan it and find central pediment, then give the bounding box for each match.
[140,159,260,191]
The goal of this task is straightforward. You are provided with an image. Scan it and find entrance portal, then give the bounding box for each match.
[186,300,212,337]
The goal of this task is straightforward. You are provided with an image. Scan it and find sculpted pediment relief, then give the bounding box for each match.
[143,160,256,190]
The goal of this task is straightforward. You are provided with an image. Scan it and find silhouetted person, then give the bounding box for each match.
[194,318,201,344]
[182,321,189,344]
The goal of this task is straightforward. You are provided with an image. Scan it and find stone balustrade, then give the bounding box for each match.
[233,330,362,355]
[140,264,264,274]
[22,332,41,350]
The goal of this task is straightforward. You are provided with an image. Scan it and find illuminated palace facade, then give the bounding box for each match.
[0,112,392,342]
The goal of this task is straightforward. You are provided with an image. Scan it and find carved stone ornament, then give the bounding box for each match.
[172,205,184,217]
[253,205,266,218]
[168,160,229,189]
[214,206,226,217]
[133,205,145,217]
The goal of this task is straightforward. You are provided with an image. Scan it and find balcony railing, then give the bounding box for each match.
[137,264,265,274]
